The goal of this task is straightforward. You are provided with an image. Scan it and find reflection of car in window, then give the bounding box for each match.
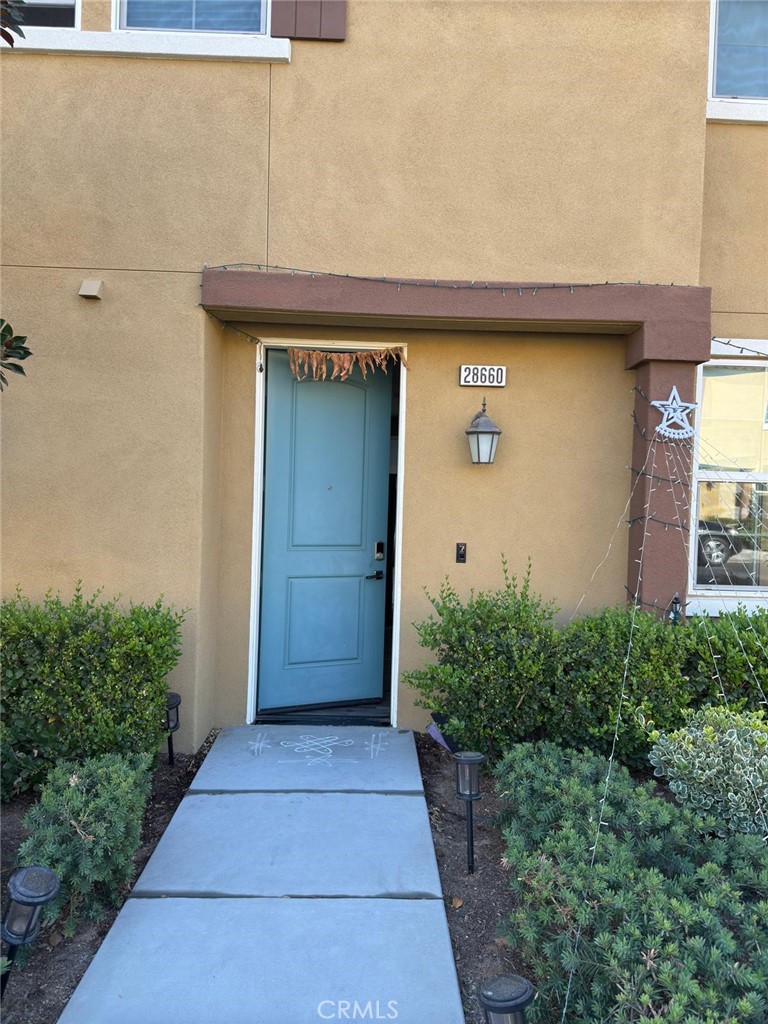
[696,521,744,566]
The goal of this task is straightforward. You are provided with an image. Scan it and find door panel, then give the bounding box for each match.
[258,350,391,711]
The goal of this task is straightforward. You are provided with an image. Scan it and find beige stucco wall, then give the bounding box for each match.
[701,123,768,340]
[269,0,709,283]
[1,0,713,747]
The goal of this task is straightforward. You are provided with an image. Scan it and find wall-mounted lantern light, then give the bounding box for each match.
[466,399,502,464]
[1,866,60,1000]
[165,691,181,766]
[453,750,486,873]
[478,974,535,1024]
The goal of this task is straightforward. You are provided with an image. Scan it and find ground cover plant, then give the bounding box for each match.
[18,753,153,935]
[0,587,184,799]
[495,742,768,1023]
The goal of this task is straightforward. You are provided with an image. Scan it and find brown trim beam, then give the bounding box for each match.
[201,269,711,366]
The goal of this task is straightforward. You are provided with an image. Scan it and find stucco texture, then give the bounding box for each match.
[268,0,709,284]
[0,54,270,272]
[701,123,768,341]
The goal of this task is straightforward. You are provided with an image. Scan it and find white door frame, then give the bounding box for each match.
[246,337,407,726]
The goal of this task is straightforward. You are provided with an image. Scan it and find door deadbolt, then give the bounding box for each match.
[374,541,385,561]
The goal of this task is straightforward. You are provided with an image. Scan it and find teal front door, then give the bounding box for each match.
[257,349,392,711]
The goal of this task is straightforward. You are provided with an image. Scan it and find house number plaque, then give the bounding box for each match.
[459,365,506,387]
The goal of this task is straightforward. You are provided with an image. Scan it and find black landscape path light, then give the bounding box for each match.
[453,750,486,873]
[479,974,535,1024]
[1,865,60,1000]
[165,691,181,766]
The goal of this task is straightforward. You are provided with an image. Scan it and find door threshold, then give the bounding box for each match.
[255,701,391,727]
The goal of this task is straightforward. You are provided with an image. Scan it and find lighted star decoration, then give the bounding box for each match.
[650,386,697,440]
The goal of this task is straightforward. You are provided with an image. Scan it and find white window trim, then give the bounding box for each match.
[13,0,290,62]
[707,0,768,122]
[687,350,768,614]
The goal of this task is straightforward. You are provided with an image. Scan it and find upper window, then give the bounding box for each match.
[692,362,768,594]
[120,1,265,35]
[22,0,75,28]
[713,0,768,98]
[709,0,768,120]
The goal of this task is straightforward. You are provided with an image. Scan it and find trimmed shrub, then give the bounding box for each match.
[0,587,184,799]
[555,606,695,767]
[649,705,768,837]
[18,753,153,935]
[685,607,768,710]
[495,743,768,1023]
[401,562,560,757]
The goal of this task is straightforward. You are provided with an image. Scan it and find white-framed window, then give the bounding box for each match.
[12,0,289,61]
[119,1,265,35]
[22,0,77,28]
[708,0,768,121]
[688,348,768,614]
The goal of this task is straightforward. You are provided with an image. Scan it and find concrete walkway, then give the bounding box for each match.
[57,726,465,1024]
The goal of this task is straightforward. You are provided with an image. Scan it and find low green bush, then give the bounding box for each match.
[556,606,695,767]
[18,753,153,935]
[495,742,768,1023]
[0,586,184,799]
[685,607,768,709]
[649,705,768,838]
[401,562,560,757]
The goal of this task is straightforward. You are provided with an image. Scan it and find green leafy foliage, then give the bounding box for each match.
[555,606,695,767]
[684,607,768,710]
[403,560,766,768]
[401,561,560,757]
[0,318,32,390]
[0,586,184,800]
[495,742,768,1023]
[0,1,26,49]
[649,705,768,838]
[19,753,152,935]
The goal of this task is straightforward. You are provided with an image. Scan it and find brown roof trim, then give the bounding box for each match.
[201,269,711,367]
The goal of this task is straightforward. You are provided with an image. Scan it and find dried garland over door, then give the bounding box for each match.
[287,347,408,382]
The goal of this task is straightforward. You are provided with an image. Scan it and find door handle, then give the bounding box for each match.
[365,570,384,580]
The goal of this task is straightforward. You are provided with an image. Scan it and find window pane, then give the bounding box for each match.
[696,481,768,587]
[124,0,264,32]
[125,2,193,30]
[195,1,263,32]
[715,0,768,99]
[24,2,76,27]
[699,366,768,474]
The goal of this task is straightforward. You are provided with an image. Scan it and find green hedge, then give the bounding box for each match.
[495,743,768,1023]
[403,564,768,766]
[19,752,153,934]
[0,587,184,800]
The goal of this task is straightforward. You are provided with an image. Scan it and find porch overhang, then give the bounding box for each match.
[201,268,712,369]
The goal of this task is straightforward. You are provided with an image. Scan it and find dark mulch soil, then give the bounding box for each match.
[1,731,524,1024]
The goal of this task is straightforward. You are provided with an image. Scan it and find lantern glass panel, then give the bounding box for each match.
[3,902,39,944]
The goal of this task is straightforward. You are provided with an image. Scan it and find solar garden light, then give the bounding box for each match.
[453,751,486,874]
[478,974,535,1024]
[1,866,60,1000]
[667,593,682,626]
[165,691,182,766]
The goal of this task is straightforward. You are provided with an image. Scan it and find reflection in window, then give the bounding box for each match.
[694,364,768,591]
[123,1,265,33]
[714,0,768,99]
